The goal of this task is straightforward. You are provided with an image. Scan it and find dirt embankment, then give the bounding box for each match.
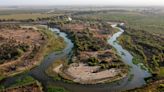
[55,63,127,84]
[2,82,43,92]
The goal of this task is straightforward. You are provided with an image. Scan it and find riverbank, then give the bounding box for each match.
[0,76,43,92]
[118,27,164,75]
[124,79,164,92]
[57,63,127,84]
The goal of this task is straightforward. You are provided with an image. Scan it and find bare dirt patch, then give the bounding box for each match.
[56,63,126,84]
[0,26,50,80]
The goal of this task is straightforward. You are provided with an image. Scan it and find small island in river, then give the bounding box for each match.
[46,21,128,84]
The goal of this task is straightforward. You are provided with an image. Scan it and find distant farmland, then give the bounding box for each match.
[0,13,63,20]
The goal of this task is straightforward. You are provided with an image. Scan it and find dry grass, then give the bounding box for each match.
[0,13,62,20]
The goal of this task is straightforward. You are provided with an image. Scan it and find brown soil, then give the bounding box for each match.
[55,63,126,84]
[0,27,47,79]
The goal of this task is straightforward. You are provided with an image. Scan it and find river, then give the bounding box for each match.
[0,25,151,92]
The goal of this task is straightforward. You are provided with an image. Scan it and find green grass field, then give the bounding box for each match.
[159,67,164,77]
[47,86,69,92]
[74,11,164,35]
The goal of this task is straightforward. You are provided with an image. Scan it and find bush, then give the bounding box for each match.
[47,86,69,92]
[88,57,99,66]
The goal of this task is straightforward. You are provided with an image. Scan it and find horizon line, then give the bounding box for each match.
[0,4,164,7]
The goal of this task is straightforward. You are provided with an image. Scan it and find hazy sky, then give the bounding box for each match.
[0,0,164,6]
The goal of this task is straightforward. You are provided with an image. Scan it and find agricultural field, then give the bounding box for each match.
[0,13,61,20]
[73,10,164,35]
[0,9,64,20]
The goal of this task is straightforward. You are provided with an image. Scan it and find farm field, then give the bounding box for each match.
[0,13,62,20]
[73,10,164,35]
